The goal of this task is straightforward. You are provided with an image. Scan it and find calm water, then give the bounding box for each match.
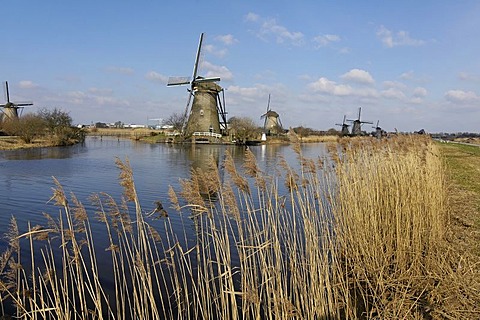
[0,137,328,249]
[0,137,329,316]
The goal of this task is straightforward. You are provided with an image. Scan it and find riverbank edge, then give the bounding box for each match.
[0,136,81,151]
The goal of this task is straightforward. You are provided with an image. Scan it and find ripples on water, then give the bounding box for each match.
[0,137,328,314]
[0,137,327,240]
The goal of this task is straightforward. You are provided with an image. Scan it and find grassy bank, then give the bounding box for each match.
[437,141,480,256]
[0,136,80,150]
[0,136,478,318]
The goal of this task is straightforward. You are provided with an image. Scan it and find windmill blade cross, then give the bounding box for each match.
[167,76,191,86]
[4,81,10,103]
[191,32,204,85]
[182,91,194,127]
[195,77,220,83]
[14,101,33,107]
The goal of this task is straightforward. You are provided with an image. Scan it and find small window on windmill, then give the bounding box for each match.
[200,109,204,116]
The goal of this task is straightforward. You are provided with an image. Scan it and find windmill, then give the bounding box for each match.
[261,94,283,135]
[335,115,350,136]
[372,120,384,139]
[347,107,372,136]
[167,33,227,139]
[1,81,33,122]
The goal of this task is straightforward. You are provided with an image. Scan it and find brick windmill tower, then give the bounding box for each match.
[167,33,227,141]
[1,81,33,122]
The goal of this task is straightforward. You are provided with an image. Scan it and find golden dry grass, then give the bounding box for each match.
[0,135,478,319]
[86,127,160,139]
[298,134,339,143]
[0,136,58,150]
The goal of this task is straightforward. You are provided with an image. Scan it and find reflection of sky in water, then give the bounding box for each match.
[0,138,329,222]
[0,137,331,313]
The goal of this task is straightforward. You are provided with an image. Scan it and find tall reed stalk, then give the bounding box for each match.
[0,135,477,319]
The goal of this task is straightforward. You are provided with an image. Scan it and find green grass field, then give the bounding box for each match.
[438,141,480,256]
[439,142,480,195]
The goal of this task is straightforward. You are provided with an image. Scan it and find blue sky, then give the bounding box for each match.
[2,1,480,132]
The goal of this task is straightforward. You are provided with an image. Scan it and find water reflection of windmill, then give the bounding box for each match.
[167,33,227,142]
[347,107,372,136]
[261,94,283,135]
[1,81,33,122]
[335,115,350,136]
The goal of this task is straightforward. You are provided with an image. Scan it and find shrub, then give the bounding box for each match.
[1,114,46,143]
[229,116,261,142]
[37,108,72,135]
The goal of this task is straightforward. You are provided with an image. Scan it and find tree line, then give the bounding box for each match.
[0,108,85,145]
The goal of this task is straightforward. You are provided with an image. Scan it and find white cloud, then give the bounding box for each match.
[399,70,428,83]
[309,77,352,96]
[244,12,260,22]
[245,13,304,46]
[308,76,380,99]
[412,87,427,98]
[382,88,406,100]
[145,71,168,83]
[227,85,259,97]
[400,71,415,80]
[377,26,425,48]
[262,18,304,45]
[226,85,261,104]
[201,61,233,81]
[215,34,238,45]
[458,72,480,82]
[65,91,87,104]
[203,44,228,58]
[64,89,130,108]
[444,89,480,103]
[18,80,39,89]
[224,83,288,117]
[383,80,407,90]
[340,69,375,85]
[88,87,113,95]
[93,96,130,107]
[254,69,277,81]
[67,91,86,99]
[313,34,340,47]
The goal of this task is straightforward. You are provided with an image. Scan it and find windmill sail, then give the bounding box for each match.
[167,77,192,86]
[261,94,283,135]
[347,107,373,136]
[166,33,225,139]
[1,81,34,122]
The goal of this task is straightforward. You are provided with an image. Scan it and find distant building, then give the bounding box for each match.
[95,122,108,129]
[124,124,147,129]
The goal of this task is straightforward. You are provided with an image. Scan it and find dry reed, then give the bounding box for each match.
[0,135,477,319]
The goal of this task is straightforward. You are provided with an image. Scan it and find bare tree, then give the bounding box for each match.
[229,116,261,143]
[37,108,72,135]
[2,113,46,143]
[164,112,188,132]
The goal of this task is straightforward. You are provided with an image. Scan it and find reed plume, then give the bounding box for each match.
[0,136,477,319]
